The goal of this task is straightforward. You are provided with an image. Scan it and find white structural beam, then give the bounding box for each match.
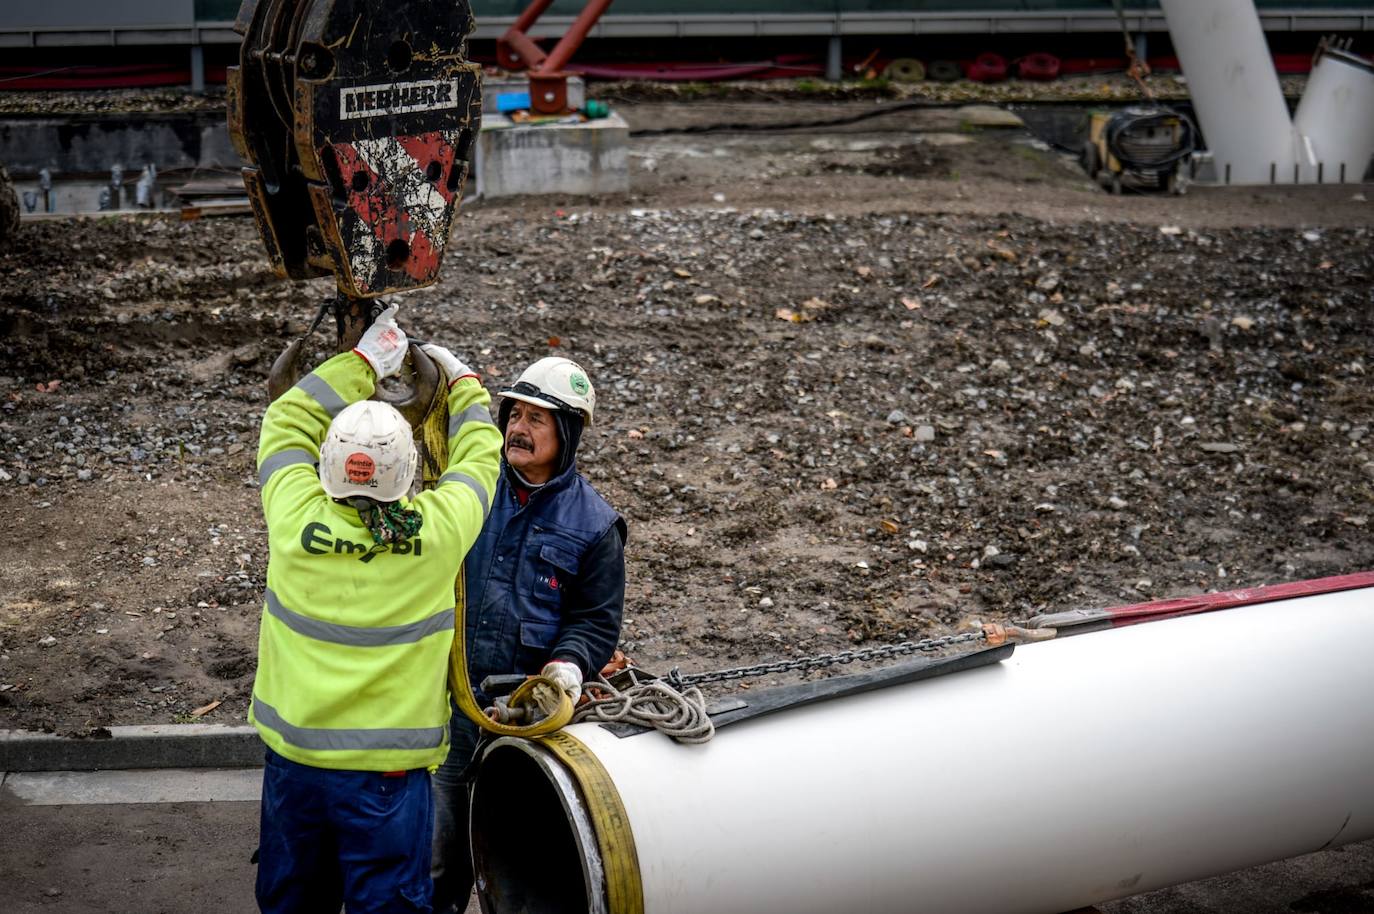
[473,582,1374,914]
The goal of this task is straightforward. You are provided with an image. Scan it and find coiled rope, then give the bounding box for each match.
[573,675,715,744]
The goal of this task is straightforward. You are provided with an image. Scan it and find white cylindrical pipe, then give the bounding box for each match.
[1294,48,1374,184]
[472,585,1374,914]
[1158,0,1297,184]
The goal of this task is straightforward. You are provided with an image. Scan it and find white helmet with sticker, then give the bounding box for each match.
[318,400,418,502]
[500,357,596,425]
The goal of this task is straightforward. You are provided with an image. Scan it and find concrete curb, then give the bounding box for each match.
[1,725,262,772]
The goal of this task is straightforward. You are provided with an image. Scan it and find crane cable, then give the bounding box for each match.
[1109,0,1156,102]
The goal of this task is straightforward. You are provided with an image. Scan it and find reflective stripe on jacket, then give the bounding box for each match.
[463,459,626,704]
[251,352,501,771]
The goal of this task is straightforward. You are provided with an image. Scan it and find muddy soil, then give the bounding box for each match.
[0,99,1371,734]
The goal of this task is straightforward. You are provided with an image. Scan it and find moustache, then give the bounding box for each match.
[507,435,535,452]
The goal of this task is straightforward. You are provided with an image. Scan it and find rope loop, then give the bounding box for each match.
[573,675,715,744]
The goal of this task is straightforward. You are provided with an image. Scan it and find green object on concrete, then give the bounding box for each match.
[584,99,610,119]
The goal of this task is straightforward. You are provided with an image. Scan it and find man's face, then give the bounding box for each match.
[505,401,560,485]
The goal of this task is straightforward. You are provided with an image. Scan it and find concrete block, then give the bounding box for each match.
[1,724,262,772]
[476,112,629,199]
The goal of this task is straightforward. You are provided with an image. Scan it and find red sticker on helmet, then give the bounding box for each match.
[345,453,376,483]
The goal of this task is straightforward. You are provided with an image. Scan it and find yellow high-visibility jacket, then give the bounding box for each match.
[250,352,501,771]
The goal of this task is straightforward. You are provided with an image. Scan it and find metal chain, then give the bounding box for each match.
[668,631,988,688]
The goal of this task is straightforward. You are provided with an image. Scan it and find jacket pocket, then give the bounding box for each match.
[515,620,560,672]
[526,541,581,606]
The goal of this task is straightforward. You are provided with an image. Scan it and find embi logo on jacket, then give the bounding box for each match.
[301,522,422,563]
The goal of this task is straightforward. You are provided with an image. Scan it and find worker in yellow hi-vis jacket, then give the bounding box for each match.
[249,304,501,914]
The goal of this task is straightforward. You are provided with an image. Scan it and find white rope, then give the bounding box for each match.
[572,676,716,744]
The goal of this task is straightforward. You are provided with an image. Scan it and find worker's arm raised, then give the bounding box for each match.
[420,344,502,551]
[256,351,375,519]
[257,310,406,519]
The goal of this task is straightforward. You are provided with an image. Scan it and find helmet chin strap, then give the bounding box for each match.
[346,495,424,545]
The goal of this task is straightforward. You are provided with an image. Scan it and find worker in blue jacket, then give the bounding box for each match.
[430,356,626,914]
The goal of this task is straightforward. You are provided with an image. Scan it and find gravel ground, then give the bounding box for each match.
[0,97,1372,736]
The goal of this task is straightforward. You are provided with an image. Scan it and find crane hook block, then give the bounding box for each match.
[228,0,481,298]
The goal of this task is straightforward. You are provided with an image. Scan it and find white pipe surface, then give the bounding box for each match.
[1159,0,1298,184]
[1294,48,1374,183]
[478,585,1374,914]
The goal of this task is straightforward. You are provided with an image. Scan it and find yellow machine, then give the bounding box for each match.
[1081,106,1195,195]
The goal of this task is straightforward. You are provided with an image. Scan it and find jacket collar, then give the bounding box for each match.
[501,456,579,505]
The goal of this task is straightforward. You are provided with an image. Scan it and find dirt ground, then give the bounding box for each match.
[0,98,1371,735]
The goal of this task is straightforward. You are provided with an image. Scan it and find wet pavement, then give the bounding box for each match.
[1,767,1371,913]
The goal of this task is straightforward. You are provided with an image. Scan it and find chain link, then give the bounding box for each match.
[669,631,987,688]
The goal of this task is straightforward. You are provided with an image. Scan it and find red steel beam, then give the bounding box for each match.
[496,0,616,114]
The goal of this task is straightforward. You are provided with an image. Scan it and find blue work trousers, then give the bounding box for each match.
[429,713,482,914]
[256,748,435,914]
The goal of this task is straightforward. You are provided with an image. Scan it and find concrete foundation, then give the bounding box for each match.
[475,112,629,199]
[0,95,629,210]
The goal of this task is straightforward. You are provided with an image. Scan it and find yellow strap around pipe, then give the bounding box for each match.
[447,532,574,737]
[539,730,645,914]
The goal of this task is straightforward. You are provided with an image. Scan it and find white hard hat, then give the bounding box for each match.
[500,357,596,425]
[318,400,418,502]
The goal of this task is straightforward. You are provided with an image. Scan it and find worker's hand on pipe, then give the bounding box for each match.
[353,304,408,379]
[541,660,583,705]
[420,343,475,386]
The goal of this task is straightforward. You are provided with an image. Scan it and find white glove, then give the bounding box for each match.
[541,660,583,705]
[420,343,476,386]
[353,305,407,379]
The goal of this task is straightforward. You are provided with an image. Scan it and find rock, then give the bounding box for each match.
[955,105,1025,128]
[914,425,936,443]
[886,410,909,424]
[38,635,57,647]
[759,597,774,608]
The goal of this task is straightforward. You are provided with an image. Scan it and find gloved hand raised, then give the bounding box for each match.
[353,304,407,379]
[541,660,583,705]
[420,343,476,387]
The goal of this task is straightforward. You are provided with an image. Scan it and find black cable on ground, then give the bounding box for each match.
[627,98,945,137]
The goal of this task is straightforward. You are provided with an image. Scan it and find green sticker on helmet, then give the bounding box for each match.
[569,373,590,396]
